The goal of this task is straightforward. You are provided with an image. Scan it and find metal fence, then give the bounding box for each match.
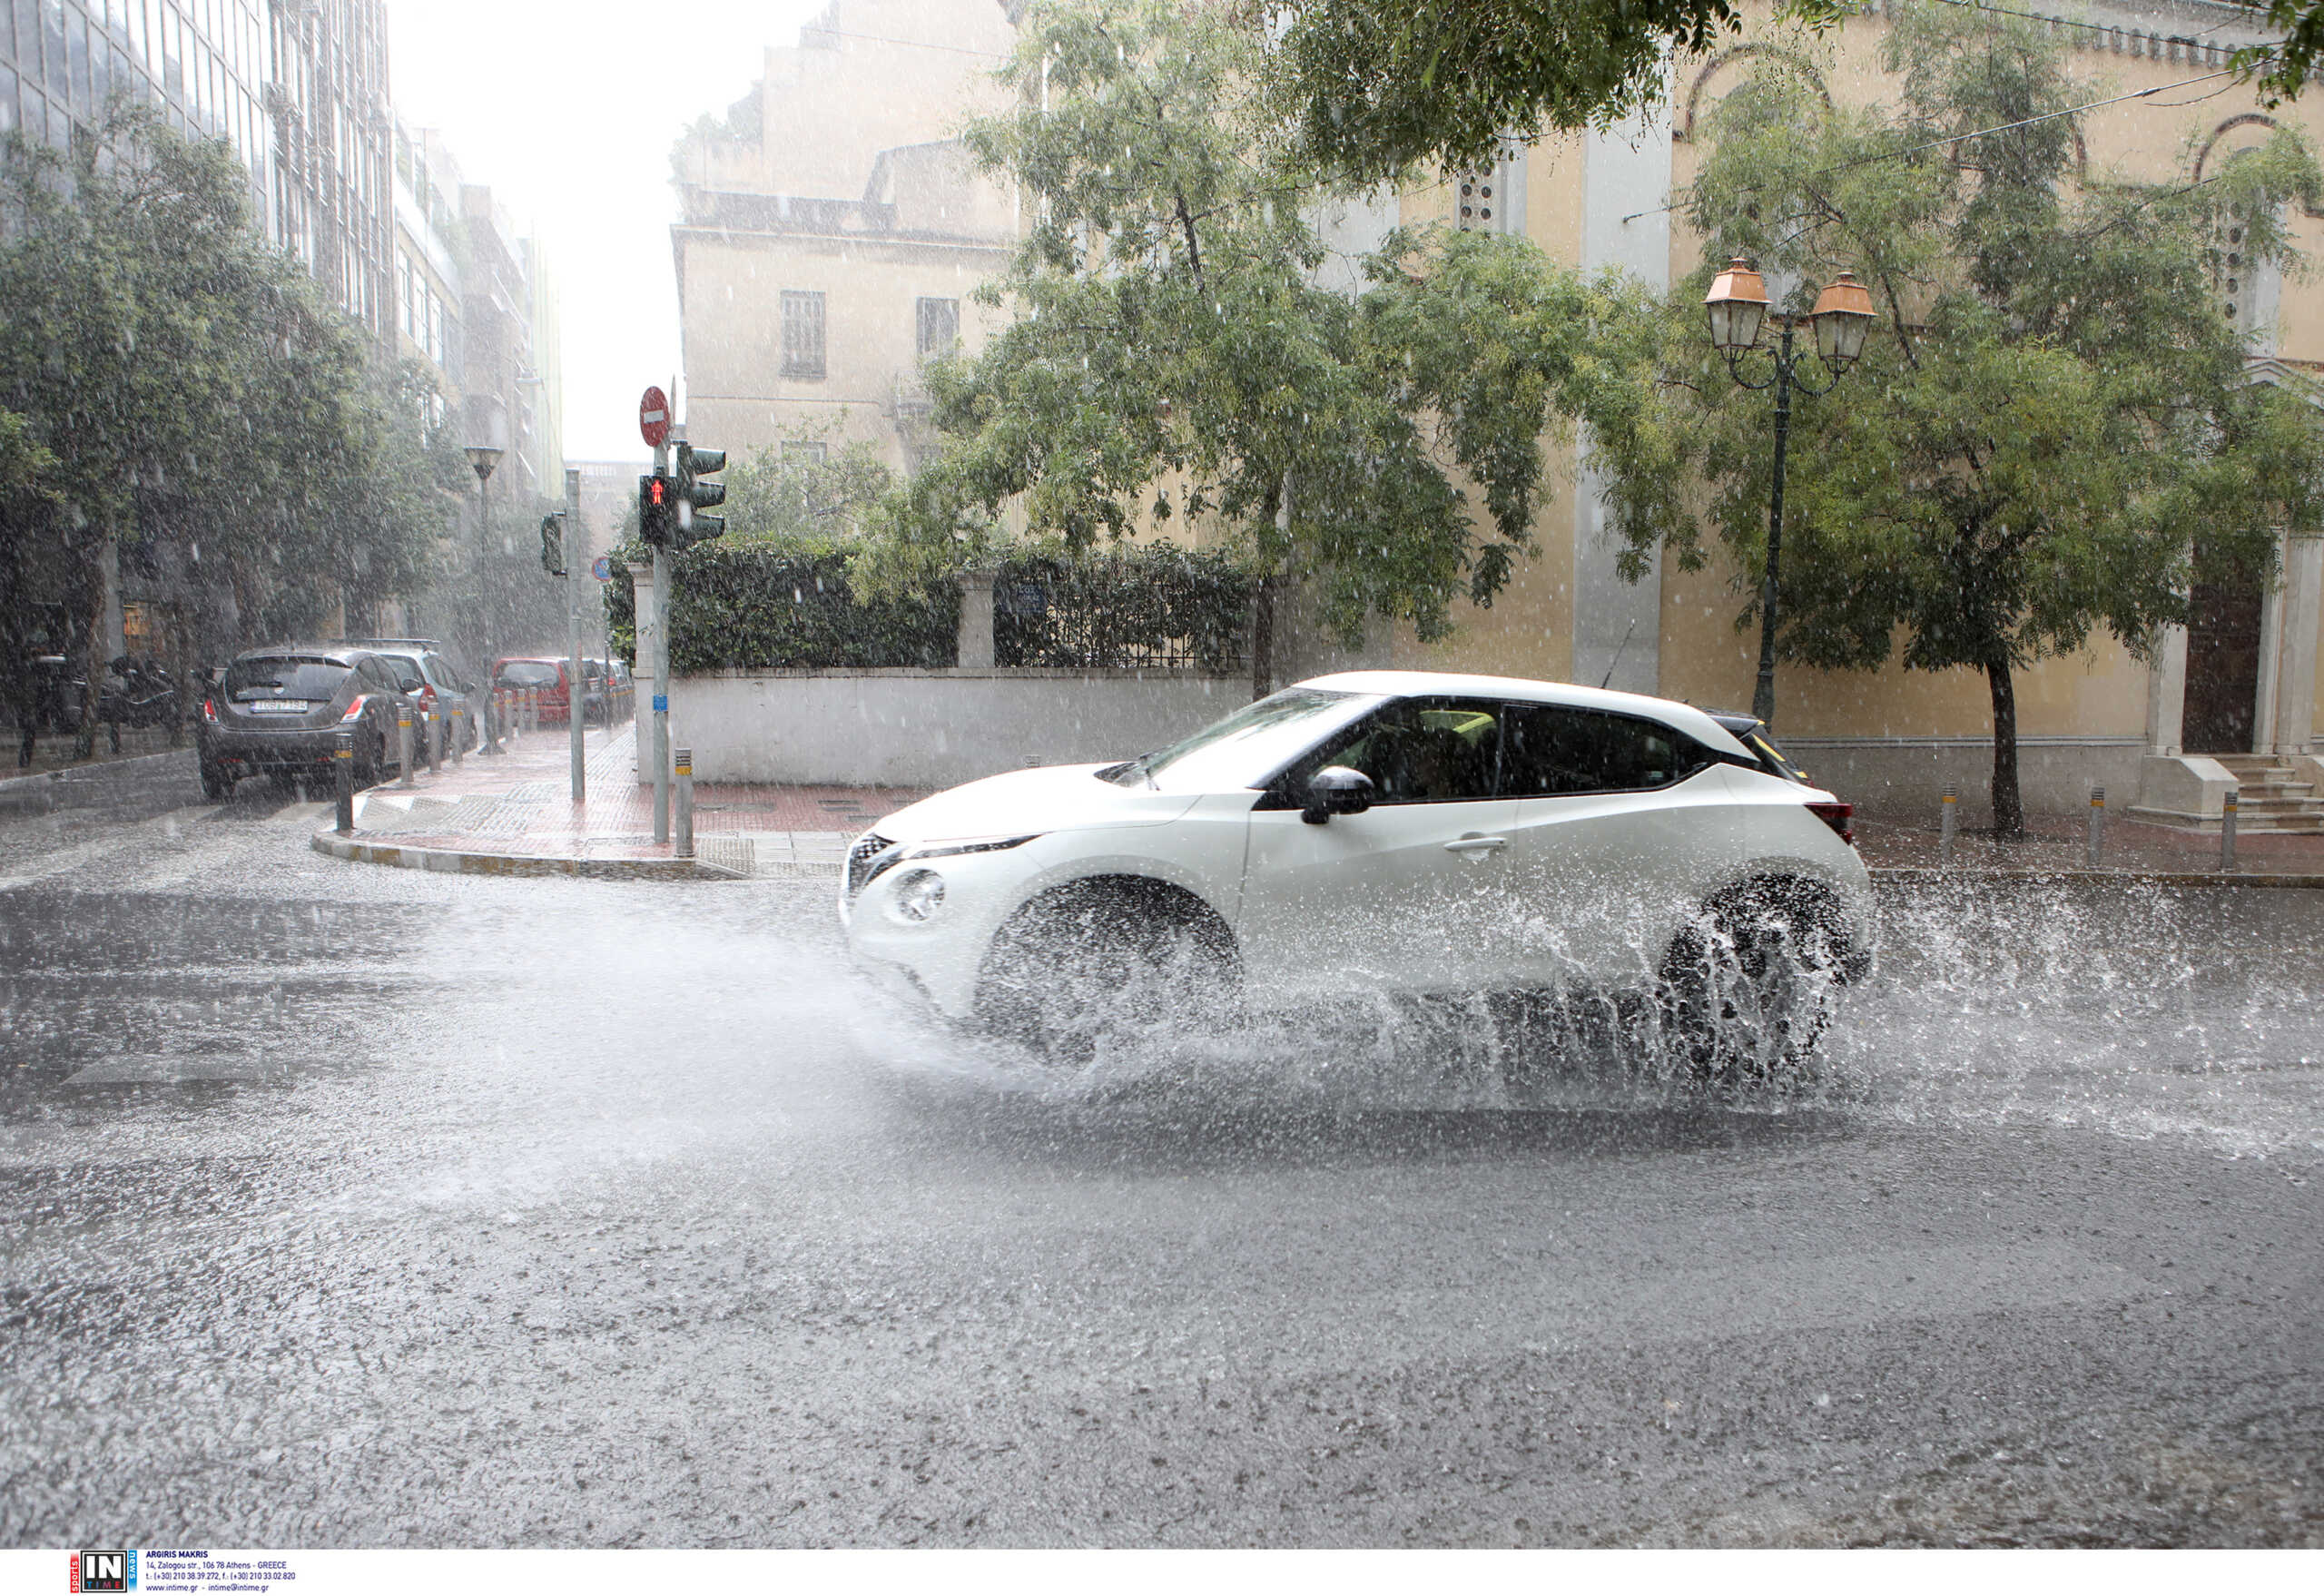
[994,550,1252,673]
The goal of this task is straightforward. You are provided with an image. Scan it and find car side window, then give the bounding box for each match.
[1281,697,1503,805]
[1501,704,1714,796]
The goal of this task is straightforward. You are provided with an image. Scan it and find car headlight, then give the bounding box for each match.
[901,833,1041,861]
[891,869,946,922]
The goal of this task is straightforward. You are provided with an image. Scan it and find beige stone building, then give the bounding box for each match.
[1340,0,2324,829]
[669,0,1019,474]
[666,0,2324,827]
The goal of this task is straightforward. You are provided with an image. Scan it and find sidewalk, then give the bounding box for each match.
[310,727,2324,886]
[309,722,926,881]
[1855,805,2324,883]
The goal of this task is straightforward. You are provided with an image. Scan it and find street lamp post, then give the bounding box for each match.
[466,443,505,755]
[1703,259,1876,727]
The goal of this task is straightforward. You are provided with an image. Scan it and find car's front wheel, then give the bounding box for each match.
[975,879,1239,1069]
[1657,882,1846,1081]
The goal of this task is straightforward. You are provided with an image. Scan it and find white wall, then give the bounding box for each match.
[668,669,1251,786]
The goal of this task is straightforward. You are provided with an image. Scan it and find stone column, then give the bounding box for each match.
[2144,623,2187,756]
[2272,531,2323,755]
[2255,537,2288,755]
[956,570,996,670]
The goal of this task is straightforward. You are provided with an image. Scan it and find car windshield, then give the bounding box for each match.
[497,662,561,687]
[1107,687,1379,793]
[222,658,349,703]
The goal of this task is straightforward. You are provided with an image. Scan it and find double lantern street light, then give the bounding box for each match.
[1701,259,1876,727]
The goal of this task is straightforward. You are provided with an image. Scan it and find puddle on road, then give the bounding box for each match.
[854,878,2324,1167]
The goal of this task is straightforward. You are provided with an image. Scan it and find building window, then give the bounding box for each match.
[781,289,825,379]
[915,296,959,360]
[780,439,827,466]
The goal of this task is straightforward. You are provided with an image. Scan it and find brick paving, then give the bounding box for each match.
[330,719,2324,882]
[340,722,927,876]
[1855,807,2324,876]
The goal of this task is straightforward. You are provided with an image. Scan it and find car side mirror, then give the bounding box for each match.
[1302,765,1374,824]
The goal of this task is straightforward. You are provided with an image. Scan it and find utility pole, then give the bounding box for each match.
[652,435,671,844]
[566,467,586,804]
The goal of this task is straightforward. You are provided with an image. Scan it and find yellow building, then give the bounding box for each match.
[667,0,2324,827]
[1374,0,2324,828]
[669,0,1020,474]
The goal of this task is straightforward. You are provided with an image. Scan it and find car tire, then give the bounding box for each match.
[353,730,382,790]
[200,760,232,801]
[1656,882,1846,1082]
[975,879,1239,1069]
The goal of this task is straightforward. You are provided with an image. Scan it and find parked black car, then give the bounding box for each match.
[198,645,414,800]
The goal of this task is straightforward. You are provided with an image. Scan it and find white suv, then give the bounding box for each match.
[842,671,1876,1072]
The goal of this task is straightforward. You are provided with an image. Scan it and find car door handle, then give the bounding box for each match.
[1443,834,1509,855]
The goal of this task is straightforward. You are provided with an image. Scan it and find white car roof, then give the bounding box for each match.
[1295,670,1755,759]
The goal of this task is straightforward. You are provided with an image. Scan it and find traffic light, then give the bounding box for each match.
[672,440,727,549]
[638,472,675,547]
[539,513,566,576]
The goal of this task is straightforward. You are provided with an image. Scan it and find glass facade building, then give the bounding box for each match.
[0,0,394,346]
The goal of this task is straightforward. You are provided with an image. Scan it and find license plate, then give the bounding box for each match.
[246,700,311,714]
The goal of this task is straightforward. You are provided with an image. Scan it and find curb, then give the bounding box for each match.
[311,828,2324,891]
[1869,865,2324,890]
[310,829,727,882]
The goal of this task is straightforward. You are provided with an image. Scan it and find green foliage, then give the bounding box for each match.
[719,428,893,545]
[869,0,1630,663]
[0,105,461,715]
[603,537,960,674]
[1585,4,2324,829]
[0,409,53,495]
[996,546,1254,670]
[1246,0,1850,186]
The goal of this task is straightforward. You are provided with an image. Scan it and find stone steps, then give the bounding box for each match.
[2210,755,2324,831]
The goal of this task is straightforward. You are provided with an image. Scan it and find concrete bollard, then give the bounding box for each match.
[2087,784,2105,869]
[451,706,464,768]
[1939,786,1957,868]
[334,730,355,834]
[531,687,542,734]
[675,745,694,860]
[396,703,415,788]
[427,708,444,773]
[2221,785,2240,872]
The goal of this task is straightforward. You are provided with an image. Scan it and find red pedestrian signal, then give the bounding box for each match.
[638,472,676,546]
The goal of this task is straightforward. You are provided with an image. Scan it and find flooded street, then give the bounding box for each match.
[1,800,2320,1547]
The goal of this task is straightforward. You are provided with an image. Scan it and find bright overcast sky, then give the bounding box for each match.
[387,0,827,463]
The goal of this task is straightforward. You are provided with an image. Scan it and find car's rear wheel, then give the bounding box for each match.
[1656,882,1846,1081]
[975,879,1239,1069]
[200,759,232,801]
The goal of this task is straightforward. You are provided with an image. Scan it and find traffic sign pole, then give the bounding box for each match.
[566,467,586,805]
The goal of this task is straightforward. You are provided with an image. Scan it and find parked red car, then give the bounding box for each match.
[493,656,574,725]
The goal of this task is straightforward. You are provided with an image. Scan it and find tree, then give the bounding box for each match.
[1246,0,1848,185]
[1586,5,2324,833]
[719,428,893,546]
[0,105,451,753]
[867,0,1636,691]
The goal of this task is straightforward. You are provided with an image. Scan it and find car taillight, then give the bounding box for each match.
[341,696,368,723]
[1807,801,1855,845]
[202,698,219,724]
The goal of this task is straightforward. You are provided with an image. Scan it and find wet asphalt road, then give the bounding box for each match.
[0,794,2321,1546]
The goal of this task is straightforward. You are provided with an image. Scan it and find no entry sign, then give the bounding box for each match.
[638,386,671,448]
